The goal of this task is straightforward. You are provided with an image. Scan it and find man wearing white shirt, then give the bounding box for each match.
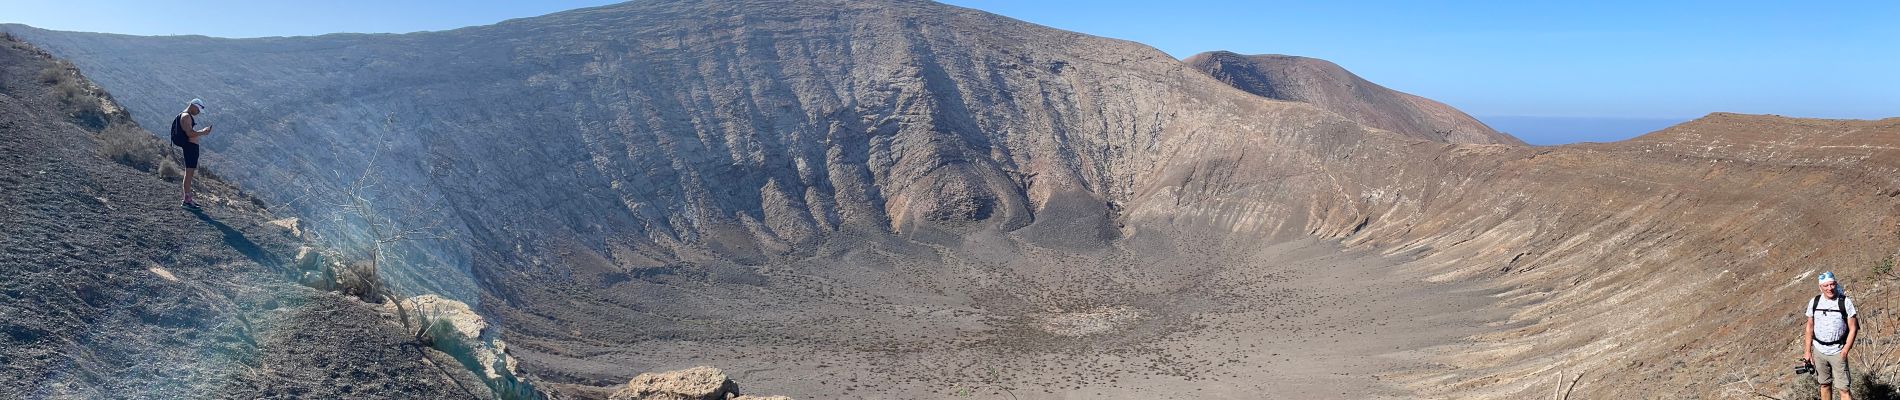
[1805,271,1858,400]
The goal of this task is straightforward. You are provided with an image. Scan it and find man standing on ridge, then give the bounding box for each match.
[1805,271,1858,400]
[171,98,212,208]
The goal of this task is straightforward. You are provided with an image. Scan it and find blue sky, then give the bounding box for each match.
[945,1,1899,120]
[5,1,1895,142]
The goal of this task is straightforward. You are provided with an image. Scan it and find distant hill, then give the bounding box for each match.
[1185,50,1523,145]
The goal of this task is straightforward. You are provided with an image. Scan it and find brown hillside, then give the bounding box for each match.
[1185,50,1524,146]
[1290,113,1900,398]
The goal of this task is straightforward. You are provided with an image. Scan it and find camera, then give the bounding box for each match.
[1795,359,1816,375]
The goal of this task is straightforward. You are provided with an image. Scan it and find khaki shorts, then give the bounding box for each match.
[1814,351,1851,388]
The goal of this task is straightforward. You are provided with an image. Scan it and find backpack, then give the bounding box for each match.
[1810,294,1852,346]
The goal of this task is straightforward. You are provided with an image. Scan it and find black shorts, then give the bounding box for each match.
[173,139,200,169]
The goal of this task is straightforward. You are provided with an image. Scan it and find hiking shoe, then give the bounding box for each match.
[183,201,202,209]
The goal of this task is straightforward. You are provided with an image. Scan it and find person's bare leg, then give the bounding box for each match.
[181,168,195,204]
[1843,386,1855,400]
[1820,384,1832,400]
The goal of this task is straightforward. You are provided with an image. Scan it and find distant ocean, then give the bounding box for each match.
[1478,116,1693,146]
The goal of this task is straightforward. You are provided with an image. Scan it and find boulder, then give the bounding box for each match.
[291,246,334,289]
[265,217,302,237]
[608,366,734,400]
[607,366,797,400]
[292,246,323,271]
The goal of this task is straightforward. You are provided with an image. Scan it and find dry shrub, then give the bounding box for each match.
[157,159,183,181]
[98,125,170,173]
[1857,371,1900,399]
[36,62,65,84]
[332,259,389,304]
[30,48,118,131]
[291,246,392,307]
[1781,367,1900,399]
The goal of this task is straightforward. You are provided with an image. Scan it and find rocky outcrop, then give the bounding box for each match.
[401,295,537,399]
[1185,50,1523,145]
[607,367,789,400]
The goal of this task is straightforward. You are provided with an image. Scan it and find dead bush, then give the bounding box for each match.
[1856,370,1900,399]
[36,62,64,84]
[32,52,116,131]
[157,159,183,181]
[292,247,393,305]
[332,259,389,304]
[98,126,170,173]
[1779,366,1900,399]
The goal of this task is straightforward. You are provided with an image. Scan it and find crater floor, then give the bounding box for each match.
[504,231,1510,399]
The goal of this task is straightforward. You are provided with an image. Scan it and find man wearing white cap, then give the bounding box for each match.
[1805,271,1858,400]
[170,98,213,208]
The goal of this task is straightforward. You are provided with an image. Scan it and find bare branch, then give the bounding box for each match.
[1559,372,1582,400]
